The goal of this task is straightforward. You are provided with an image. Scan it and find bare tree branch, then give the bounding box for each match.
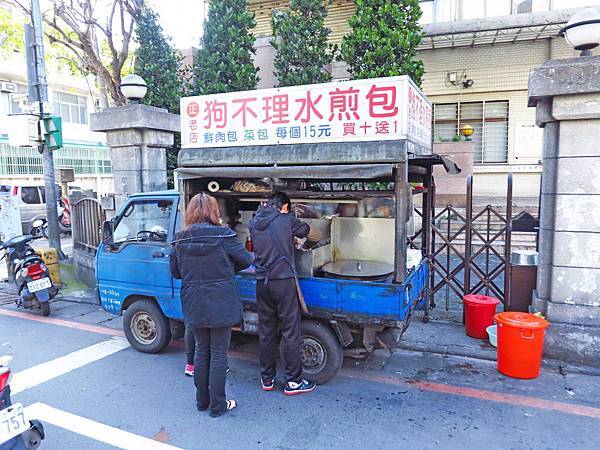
[9,0,143,106]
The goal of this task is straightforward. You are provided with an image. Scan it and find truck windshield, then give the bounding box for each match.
[114,200,173,243]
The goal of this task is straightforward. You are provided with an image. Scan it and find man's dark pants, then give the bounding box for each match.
[192,326,231,415]
[257,278,302,384]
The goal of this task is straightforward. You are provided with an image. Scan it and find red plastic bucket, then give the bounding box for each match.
[495,312,549,379]
[463,294,500,339]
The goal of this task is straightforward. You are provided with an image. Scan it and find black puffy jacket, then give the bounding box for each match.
[249,206,309,281]
[170,223,253,328]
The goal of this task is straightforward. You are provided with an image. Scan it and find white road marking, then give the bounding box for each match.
[11,336,130,394]
[25,402,183,450]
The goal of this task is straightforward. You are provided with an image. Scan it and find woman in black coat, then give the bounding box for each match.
[170,193,253,417]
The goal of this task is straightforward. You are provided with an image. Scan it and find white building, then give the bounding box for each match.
[0,50,113,196]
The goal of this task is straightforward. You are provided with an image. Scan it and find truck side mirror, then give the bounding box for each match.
[102,220,114,245]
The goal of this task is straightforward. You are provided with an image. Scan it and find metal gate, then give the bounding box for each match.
[72,198,105,255]
[412,174,513,313]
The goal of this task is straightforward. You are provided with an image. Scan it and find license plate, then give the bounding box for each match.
[27,277,51,293]
[0,403,29,444]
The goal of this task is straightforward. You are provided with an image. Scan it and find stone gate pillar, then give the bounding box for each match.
[528,56,600,367]
[90,104,179,211]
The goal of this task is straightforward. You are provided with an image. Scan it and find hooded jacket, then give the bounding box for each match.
[170,223,253,327]
[249,206,310,281]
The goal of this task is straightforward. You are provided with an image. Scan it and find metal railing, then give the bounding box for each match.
[72,198,105,254]
[410,174,514,313]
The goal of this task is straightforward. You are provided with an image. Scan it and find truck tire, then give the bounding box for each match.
[299,320,343,385]
[123,299,171,353]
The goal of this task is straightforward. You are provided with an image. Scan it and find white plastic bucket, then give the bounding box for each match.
[487,325,498,347]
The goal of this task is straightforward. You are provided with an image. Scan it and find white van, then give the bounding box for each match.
[0,183,61,232]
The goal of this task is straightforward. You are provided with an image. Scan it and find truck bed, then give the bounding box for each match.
[236,260,428,324]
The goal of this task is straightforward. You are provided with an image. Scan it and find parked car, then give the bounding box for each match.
[0,184,61,234]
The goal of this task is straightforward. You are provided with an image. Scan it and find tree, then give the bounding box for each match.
[11,0,144,107]
[0,5,25,55]
[271,0,335,87]
[340,0,424,86]
[193,0,258,95]
[134,6,182,113]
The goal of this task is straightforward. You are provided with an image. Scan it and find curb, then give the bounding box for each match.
[397,340,497,362]
[397,339,600,378]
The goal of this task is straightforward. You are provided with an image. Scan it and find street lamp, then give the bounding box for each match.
[560,7,600,57]
[120,74,147,103]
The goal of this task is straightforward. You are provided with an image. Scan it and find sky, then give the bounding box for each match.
[149,0,205,49]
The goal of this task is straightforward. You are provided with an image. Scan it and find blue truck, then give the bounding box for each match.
[95,77,458,383]
[96,153,459,383]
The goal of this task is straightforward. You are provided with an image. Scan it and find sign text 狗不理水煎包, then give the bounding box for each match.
[180,76,432,149]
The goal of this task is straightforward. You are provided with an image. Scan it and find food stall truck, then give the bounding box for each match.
[96,76,459,383]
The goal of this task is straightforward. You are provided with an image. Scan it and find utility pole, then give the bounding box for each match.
[25,0,63,257]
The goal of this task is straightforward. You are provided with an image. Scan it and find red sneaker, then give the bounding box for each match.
[261,378,275,391]
[185,364,194,377]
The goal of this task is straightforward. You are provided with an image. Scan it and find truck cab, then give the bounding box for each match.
[97,190,183,351]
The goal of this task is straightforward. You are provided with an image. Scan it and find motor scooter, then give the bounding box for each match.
[0,234,58,317]
[29,199,70,239]
[0,356,44,449]
[58,196,71,234]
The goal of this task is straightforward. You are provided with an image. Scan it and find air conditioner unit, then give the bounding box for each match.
[0,82,18,93]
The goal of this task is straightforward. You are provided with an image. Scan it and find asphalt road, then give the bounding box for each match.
[0,300,599,450]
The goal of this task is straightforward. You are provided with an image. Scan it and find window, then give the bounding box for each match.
[420,0,566,22]
[0,144,111,175]
[20,186,41,204]
[513,0,551,13]
[52,92,88,124]
[433,101,509,164]
[39,185,61,203]
[551,0,600,9]
[419,0,511,23]
[113,200,173,244]
[419,0,434,23]
[9,84,29,115]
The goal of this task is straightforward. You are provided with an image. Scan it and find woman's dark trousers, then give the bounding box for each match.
[192,326,231,416]
[185,325,195,365]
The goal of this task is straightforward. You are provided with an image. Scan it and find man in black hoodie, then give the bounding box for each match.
[249,192,316,395]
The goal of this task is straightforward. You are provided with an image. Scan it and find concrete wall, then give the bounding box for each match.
[433,142,474,207]
[529,57,600,367]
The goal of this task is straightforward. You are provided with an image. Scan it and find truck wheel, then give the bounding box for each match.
[123,299,171,353]
[300,320,343,385]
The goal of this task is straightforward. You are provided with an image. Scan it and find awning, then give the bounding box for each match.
[418,9,573,50]
[176,155,460,181]
[176,164,396,180]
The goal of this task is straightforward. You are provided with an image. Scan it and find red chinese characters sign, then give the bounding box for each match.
[180,76,431,149]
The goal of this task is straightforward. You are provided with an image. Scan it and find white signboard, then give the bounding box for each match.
[181,76,432,149]
[0,196,22,242]
[5,115,38,147]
